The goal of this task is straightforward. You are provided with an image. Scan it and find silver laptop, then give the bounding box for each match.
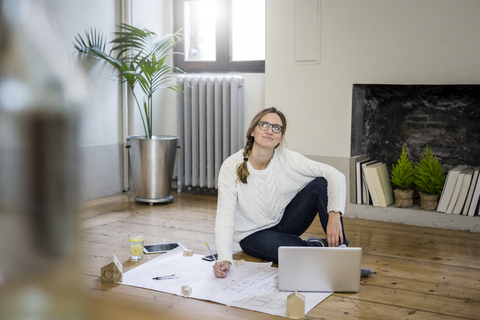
[278,246,362,292]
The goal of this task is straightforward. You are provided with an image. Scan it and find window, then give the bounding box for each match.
[173,0,265,73]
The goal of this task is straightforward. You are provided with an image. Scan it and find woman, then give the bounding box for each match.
[213,107,348,278]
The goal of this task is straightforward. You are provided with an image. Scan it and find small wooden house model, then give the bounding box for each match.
[101,254,123,283]
[286,291,305,319]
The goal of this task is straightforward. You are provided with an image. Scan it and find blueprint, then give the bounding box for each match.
[121,246,331,317]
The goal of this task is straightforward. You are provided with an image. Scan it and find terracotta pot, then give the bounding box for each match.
[419,192,440,211]
[394,189,414,208]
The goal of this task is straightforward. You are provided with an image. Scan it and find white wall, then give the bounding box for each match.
[265,0,480,158]
[44,0,121,147]
[43,0,123,200]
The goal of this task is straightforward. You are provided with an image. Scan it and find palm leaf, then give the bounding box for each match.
[74,23,184,138]
[73,27,108,54]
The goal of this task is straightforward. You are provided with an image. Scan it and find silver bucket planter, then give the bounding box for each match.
[127,135,178,205]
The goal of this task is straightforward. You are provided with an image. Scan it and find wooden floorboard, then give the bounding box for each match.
[77,190,480,319]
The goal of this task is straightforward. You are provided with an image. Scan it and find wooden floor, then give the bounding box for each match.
[78,190,480,319]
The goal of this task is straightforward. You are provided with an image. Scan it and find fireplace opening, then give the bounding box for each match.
[351,84,480,171]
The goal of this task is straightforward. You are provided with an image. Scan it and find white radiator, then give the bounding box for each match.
[176,75,245,192]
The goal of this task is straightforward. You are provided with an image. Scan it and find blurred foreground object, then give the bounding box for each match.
[0,0,89,318]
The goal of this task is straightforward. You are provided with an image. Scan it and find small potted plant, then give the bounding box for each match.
[414,144,446,211]
[391,145,415,207]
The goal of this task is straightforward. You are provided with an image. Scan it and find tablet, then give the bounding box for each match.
[143,243,179,254]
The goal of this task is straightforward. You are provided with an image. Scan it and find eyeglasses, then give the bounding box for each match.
[258,121,284,134]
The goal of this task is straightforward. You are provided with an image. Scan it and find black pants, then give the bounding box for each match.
[239,178,348,263]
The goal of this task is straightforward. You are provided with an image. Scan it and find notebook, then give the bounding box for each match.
[278,246,362,292]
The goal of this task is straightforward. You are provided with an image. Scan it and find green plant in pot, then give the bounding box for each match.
[414,144,446,211]
[74,24,184,204]
[391,145,415,208]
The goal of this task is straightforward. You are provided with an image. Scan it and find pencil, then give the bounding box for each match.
[205,243,221,269]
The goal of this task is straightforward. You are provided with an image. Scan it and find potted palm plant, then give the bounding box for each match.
[414,144,446,211]
[74,24,184,204]
[391,145,415,207]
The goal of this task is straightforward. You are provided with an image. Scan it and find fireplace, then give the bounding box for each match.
[351,84,480,171]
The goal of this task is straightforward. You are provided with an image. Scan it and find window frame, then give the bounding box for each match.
[173,0,265,73]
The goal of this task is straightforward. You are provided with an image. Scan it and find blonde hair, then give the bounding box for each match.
[236,107,287,184]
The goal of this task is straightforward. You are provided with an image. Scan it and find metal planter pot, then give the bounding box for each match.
[127,135,178,205]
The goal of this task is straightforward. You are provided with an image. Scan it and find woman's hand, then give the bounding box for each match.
[213,261,231,278]
[326,211,344,247]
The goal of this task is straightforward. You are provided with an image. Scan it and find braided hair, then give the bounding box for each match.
[236,107,287,184]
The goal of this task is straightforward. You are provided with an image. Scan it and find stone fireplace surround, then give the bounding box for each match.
[351,84,480,169]
[346,84,480,232]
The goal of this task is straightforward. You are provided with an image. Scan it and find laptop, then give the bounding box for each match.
[278,246,362,292]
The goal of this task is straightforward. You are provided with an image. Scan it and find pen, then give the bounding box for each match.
[153,274,178,280]
[205,243,221,269]
[153,276,179,280]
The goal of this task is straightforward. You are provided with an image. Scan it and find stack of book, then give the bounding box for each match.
[350,156,480,216]
[437,165,480,216]
[350,155,394,207]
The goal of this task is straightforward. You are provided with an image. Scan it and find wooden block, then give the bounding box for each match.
[234,259,245,266]
[183,249,193,256]
[101,254,123,283]
[286,291,305,319]
[181,285,192,297]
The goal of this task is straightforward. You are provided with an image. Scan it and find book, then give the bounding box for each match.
[361,160,380,205]
[463,167,480,215]
[446,167,470,214]
[378,163,394,207]
[369,163,394,207]
[350,155,368,204]
[363,162,382,207]
[452,168,474,214]
[361,159,379,205]
[472,193,480,217]
[437,165,469,213]
[362,173,371,205]
[467,170,480,217]
[356,158,372,204]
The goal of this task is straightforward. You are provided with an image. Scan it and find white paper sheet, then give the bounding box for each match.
[121,246,331,317]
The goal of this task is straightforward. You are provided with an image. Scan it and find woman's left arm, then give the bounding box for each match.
[287,150,347,214]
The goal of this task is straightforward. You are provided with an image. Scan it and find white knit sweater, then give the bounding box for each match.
[214,148,346,264]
